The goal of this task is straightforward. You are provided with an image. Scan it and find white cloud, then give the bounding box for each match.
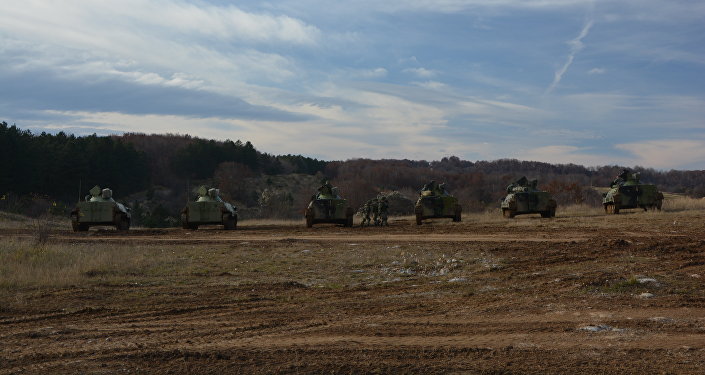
[357,68,389,79]
[588,67,605,74]
[403,67,437,78]
[520,145,619,167]
[413,81,448,90]
[616,140,705,169]
[0,1,315,91]
[546,18,594,94]
[0,1,320,46]
[370,0,592,13]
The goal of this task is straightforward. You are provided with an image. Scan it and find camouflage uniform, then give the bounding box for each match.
[377,196,389,226]
[360,202,372,227]
[370,198,380,226]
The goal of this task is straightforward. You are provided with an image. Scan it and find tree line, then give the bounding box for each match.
[1,122,703,221]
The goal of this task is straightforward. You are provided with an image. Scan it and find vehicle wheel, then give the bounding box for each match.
[503,209,515,219]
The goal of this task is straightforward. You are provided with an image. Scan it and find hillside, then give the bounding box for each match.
[2,122,704,225]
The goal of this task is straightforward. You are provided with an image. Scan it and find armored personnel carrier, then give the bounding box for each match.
[70,185,131,231]
[305,180,353,227]
[501,177,556,218]
[414,181,462,225]
[602,169,663,214]
[181,186,237,230]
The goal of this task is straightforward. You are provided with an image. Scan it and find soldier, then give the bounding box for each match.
[370,198,380,226]
[317,180,334,197]
[360,201,372,227]
[377,196,389,226]
[421,180,437,195]
[612,169,630,187]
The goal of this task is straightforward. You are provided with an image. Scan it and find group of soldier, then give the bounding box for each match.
[358,195,389,227]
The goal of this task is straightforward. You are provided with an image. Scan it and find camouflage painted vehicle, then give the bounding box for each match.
[414,181,462,225]
[70,185,131,231]
[305,181,353,227]
[181,186,237,230]
[602,170,663,214]
[501,177,556,218]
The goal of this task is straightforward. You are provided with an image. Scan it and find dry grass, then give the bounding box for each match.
[239,218,305,226]
[0,211,70,230]
[0,236,488,294]
[558,204,605,217]
[663,196,705,211]
[0,240,157,290]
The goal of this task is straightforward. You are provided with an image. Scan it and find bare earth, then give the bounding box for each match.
[1,210,705,374]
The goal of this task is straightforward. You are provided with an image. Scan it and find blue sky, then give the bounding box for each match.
[1,0,704,169]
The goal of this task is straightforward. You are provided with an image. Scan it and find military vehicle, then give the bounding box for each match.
[181,186,237,230]
[501,177,556,218]
[414,181,462,225]
[305,181,354,227]
[70,185,131,231]
[602,169,663,214]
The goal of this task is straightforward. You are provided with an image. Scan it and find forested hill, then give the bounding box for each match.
[0,122,325,204]
[1,122,704,219]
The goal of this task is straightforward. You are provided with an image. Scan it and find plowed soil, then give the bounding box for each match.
[2,210,705,374]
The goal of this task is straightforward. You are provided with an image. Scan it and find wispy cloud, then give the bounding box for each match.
[588,67,605,75]
[403,67,437,78]
[546,18,594,94]
[1,1,704,169]
[520,145,620,167]
[357,68,389,79]
[616,140,705,170]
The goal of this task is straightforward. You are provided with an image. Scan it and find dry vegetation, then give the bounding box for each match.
[1,199,704,374]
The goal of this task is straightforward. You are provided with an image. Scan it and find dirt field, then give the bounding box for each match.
[1,209,705,374]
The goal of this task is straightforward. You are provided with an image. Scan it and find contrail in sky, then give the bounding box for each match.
[546,18,594,94]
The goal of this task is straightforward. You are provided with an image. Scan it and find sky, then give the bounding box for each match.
[1,0,704,170]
